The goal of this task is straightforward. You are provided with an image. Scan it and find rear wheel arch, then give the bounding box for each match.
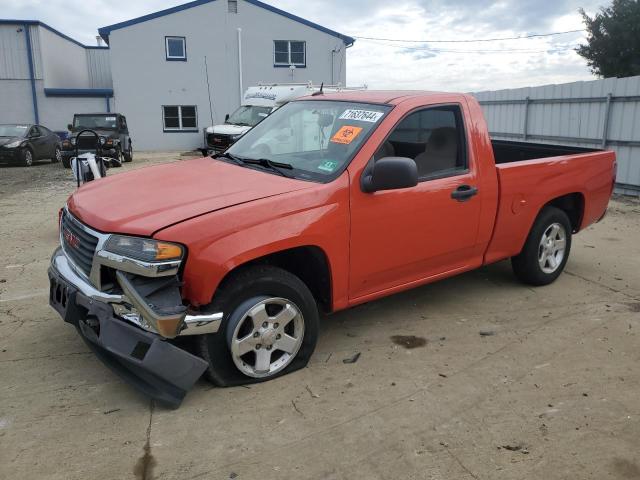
[545,192,585,233]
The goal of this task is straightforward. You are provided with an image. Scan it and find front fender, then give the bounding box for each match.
[155,174,351,309]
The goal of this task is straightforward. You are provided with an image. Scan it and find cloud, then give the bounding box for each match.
[1,0,604,91]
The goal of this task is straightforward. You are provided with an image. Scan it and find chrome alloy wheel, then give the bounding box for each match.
[228,297,305,378]
[55,147,62,162]
[538,223,566,274]
[24,149,33,166]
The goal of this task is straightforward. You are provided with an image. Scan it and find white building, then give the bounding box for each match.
[0,20,112,132]
[98,0,355,150]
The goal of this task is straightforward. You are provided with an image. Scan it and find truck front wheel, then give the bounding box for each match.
[197,266,319,387]
[511,206,572,286]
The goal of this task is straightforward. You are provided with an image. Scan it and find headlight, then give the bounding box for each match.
[105,235,184,262]
[99,136,106,145]
[70,137,76,145]
[5,140,23,148]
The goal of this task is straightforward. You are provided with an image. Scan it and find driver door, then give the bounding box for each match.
[349,104,484,300]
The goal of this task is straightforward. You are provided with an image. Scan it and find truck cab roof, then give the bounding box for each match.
[298,90,471,105]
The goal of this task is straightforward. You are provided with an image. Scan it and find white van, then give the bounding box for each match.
[203,83,364,153]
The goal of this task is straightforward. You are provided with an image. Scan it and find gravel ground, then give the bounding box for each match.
[1,154,639,480]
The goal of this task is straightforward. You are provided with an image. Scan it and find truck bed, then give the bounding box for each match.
[491,139,599,164]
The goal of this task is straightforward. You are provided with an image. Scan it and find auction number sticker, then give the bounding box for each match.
[339,109,384,123]
[330,125,363,145]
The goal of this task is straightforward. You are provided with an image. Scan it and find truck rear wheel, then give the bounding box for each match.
[511,206,572,286]
[197,265,319,387]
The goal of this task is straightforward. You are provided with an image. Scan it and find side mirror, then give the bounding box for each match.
[67,124,73,131]
[361,157,418,193]
[224,113,230,122]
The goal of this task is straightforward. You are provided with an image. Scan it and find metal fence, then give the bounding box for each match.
[473,76,640,195]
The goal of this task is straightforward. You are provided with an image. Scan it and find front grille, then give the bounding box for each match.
[207,133,233,151]
[61,211,99,276]
[76,135,100,150]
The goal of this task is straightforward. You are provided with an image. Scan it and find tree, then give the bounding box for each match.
[576,0,640,78]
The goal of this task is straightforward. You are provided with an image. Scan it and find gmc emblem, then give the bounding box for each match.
[63,228,80,249]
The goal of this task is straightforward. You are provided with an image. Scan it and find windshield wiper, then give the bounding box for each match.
[214,151,244,165]
[240,158,294,177]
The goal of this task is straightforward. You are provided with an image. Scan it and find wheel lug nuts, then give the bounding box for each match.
[256,344,262,349]
[253,332,259,338]
[276,334,281,339]
[274,323,279,328]
[262,322,268,328]
[266,345,272,350]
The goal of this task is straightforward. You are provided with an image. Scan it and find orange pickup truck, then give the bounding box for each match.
[48,90,616,407]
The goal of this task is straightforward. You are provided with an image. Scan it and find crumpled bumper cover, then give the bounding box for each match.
[48,258,207,408]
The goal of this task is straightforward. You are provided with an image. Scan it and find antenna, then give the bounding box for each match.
[312,82,324,96]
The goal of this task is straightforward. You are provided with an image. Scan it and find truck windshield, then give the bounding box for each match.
[226,100,391,182]
[226,105,273,127]
[73,115,118,130]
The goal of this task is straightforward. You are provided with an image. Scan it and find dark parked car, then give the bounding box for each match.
[0,124,62,167]
[61,113,133,168]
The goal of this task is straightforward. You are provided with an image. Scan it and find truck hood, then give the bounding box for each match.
[68,157,312,236]
[205,124,252,135]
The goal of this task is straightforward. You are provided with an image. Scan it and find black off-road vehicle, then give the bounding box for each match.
[61,113,133,168]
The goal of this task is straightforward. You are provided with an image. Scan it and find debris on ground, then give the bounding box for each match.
[479,330,496,336]
[439,441,449,448]
[500,444,529,454]
[103,408,121,415]
[305,385,320,398]
[343,352,361,364]
[390,335,427,349]
[438,373,448,378]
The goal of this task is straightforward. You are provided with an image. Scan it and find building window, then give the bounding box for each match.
[165,36,186,61]
[228,0,238,13]
[273,40,306,67]
[162,105,198,131]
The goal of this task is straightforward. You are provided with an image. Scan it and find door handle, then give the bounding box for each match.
[451,185,478,202]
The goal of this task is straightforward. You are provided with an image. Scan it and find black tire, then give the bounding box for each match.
[51,146,61,163]
[511,206,572,286]
[21,148,34,167]
[197,265,319,387]
[123,143,133,162]
[62,156,71,168]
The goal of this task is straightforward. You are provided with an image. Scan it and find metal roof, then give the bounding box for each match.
[0,19,108,49]
[97,0,355,46]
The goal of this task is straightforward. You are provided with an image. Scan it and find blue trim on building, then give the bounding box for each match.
[0,19,109,49]
[105,97,111,112]
[44,88,114,97]
[98,0,355,46]
[23,23,39,124]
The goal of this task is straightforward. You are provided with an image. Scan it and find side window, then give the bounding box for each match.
[39,126,51,135]
[29,126,41,137]
[119,117,127,130]
[165,36,186,61]
[375,105,467,180]
[273,40,306,67]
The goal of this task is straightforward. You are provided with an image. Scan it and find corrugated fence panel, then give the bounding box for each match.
[473,75,640,195]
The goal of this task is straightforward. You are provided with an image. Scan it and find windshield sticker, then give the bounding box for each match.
[16,125,28,129]
[330,125,363,145]
[339,109,384,123]
[318,160,339,172]
[105,116,116,121]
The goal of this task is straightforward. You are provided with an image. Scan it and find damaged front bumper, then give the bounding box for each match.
[48,247,220,407]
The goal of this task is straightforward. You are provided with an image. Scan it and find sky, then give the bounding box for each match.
[3,0,608,92]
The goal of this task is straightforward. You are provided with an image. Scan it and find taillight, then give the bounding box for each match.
[58,208,63,232]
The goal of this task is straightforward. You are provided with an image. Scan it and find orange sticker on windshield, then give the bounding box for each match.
[331,125,363,145]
